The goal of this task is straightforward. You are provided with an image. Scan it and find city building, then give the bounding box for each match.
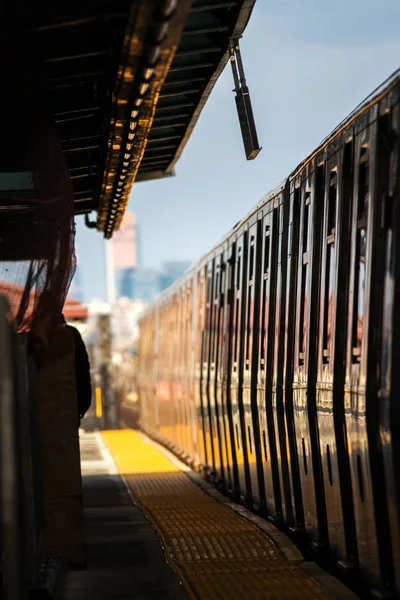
[158,261,191,292]
[132,268,161,303]
[111,212,138,270]
[105,211,138,304]
[104,212,191,305]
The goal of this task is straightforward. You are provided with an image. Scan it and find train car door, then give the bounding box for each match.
[270,184,294,526]
[152,307,160,434]
[292,163,328,549]
[165,300,175,445]
[316,141,357,567]
[179,282,191,458]
[345,106,395,595]
[230,231,251,505]
[209,251,227,485]
[242,217,265,514]
[219,243,239,497]
[157,305,171,443]
[170,293,180,450]
[282,183,304,531]
[183,279,196,461]
[187,276,199,464]
[202,260,216,476]
[257,198,283,520]
[195,266,208,471]
[377,92,400,596]
[174,289,184,453]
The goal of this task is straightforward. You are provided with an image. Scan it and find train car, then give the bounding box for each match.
[136,71,400,598]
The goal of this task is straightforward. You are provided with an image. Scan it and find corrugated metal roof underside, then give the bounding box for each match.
[135,0,256,184]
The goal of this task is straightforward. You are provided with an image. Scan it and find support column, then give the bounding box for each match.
[37,327,85,567]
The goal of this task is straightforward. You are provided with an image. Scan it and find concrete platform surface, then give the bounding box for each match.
[61,432,186,600]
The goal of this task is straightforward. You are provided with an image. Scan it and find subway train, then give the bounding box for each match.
[134,71,400,598]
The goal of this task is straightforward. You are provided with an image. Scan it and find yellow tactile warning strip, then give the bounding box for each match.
[101,430,333,600]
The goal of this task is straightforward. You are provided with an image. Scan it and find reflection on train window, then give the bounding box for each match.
[260,276,267,369]
[299,265,308,364]
[207,274,212,302]
[234,297,239,365]
[299,191,310,365]
[215,268,219,300]
[236,249,241,289]
[249,235,255,281]
[328,170,337,235]
[358,146,369,218]
[264,225,270,275]
[323,245,335,363]
[246,289,252,369]
[246,235,255,368]
[220,263,225,296]
[352,228,367,361]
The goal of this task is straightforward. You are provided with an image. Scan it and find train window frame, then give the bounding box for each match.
[351,142,370,363]
[321,167,338,364]
[298,187,310,366]
[245,231,256,369]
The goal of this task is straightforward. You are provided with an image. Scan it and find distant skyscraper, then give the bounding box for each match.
[159,261,191,292]
[112,212,138,269]
[105,212,138,302]
[132,269,160,303]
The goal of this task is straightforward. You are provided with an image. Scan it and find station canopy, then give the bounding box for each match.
[13,0,256,238]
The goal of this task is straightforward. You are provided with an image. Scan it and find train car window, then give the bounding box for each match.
[209,262,217,369]
[234,297,240,366]
[263,225,270,275]
[249,236,255,281]
[298,189,311,365]
[246,234,255,368]
[233,244,242,370]
[220,262,225,300]
[259,223,270,370]
[206,272,212,303]
[236,252,241,290]
[260,275,267,371]
[358,146,369,218]
[322,245,336,363]
[352,228,367,361]
[328,170,337,235]
[322,169,338,363]
[352,145,369,362]
[215,266,220,301]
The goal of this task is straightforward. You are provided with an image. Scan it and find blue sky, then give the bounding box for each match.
[75,0,400,302]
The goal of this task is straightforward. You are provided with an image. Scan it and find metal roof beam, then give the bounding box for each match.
[153,113,191,121]
[175,47,222,57]
[190,2,238,13]
[151,123,187,130]
[182,26,229,36]
[147,135,181,143]
[43,51,108,64]
[169,62,214,73]
[34,14,126,32]
[159,88,199,99]
[156,102,196,111]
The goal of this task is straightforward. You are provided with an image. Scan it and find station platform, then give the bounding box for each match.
[62,430,359,600]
